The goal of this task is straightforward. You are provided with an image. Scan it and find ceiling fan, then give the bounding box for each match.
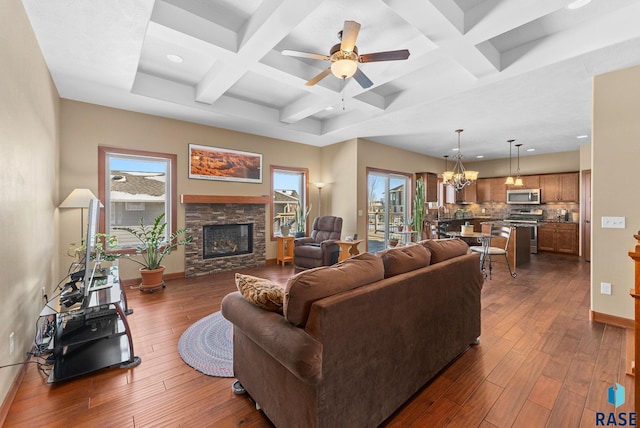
[282,20,410,89]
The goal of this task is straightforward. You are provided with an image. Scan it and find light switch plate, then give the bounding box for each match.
[601,282,612,295]
[602,216,625,229]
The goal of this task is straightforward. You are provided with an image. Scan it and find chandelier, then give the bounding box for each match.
[442,129,479,191]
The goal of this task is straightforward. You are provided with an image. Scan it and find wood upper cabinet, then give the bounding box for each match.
[445,181,477,203]
[537,222,578,254]
[540,173,579,202]
[476,177,505,202]
[477,179,491,202]
[520,175,540,189]
[416,172,438,203]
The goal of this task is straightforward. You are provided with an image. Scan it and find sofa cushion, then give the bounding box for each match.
[284,252,384,327]
[235,273,285,314]
[377,244,431,278]
[419,238,469,264]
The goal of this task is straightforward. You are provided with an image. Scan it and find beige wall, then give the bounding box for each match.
[0,0,60,406]
[59,101,323,280]
[466,151,580,177]
[320,139,358,237]
[591,65,640,320]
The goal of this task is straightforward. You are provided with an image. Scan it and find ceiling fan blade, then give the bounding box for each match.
[353,68,373,89]
[306,68,332,86]
[282,50,330,61]
[359,49,410,63]
[340,20,361,52]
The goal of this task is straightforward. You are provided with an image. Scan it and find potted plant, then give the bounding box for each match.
[67,233,119,276]
[294,204,312,238]
[405,216,413,232]
[114,213,192,291]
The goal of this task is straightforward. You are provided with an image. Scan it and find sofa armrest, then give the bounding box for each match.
[221,291,323,384]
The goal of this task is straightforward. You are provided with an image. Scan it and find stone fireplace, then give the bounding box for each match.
[183,195,269,277]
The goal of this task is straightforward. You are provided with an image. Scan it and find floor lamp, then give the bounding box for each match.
[315,182,325,218]
[59,188,99,243]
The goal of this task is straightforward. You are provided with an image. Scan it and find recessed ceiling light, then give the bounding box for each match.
[566,0,591,10]
[452,147,459,152]
[576,134,589,139]
[526,148,535,152]
[324,106,334,111]
[166,54,183,63]
[476,155,484,159]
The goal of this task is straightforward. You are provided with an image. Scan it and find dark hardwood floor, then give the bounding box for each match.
[4,252,634,427]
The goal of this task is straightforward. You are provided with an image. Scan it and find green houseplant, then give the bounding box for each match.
[114,213,192,290]
[413,177,425,238]
[294,204,312,237]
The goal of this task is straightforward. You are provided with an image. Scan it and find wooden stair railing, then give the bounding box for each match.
[628,232,640,413]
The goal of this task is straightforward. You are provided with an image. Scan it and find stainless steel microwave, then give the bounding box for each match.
[506,188,541,204]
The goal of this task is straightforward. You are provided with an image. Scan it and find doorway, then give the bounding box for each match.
[581,169,591,261]
[367,169,411,253]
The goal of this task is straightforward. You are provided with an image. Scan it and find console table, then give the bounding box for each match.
[39,266,141,383]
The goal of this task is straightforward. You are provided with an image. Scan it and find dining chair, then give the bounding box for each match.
[469,225,516,279]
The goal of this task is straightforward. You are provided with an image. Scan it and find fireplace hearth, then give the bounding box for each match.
[203,223,253,259]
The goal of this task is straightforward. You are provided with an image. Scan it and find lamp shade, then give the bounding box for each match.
[331,60,358,79]
[59,188,98,208]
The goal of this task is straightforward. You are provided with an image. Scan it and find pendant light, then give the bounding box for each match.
[514,143,524,186]
[505,139,515,185]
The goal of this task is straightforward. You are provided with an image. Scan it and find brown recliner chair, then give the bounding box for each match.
[293,216,343,270]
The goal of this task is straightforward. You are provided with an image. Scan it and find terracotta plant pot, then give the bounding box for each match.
[139,266,166,291]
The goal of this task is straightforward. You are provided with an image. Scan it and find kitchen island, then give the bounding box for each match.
[434,218,532,272]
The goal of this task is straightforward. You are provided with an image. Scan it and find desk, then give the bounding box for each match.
[40,266,141,383]
[337,239,363,262]
[276,236,295,266]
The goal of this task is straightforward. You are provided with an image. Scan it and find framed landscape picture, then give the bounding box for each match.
[188,144,262,183]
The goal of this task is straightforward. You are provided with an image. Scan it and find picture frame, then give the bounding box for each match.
[188,144,262,183]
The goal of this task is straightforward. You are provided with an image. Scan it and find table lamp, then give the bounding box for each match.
[59,188,99,242]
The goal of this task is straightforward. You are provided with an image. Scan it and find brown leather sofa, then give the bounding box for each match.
[221,239,484,428]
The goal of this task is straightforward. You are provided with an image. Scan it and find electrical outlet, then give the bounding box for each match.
[9,332,14,354]
[602,217,625,229]
[601,282,612,295]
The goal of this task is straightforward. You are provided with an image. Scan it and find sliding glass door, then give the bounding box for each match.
[367,169,411,253]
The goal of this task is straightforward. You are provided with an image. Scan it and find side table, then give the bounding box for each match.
[276,236,295,266]
[337,239,364,262]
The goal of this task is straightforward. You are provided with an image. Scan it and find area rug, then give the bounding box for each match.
[178,311,234,377]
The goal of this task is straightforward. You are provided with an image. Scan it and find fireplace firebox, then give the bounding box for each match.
[203,223,253,259]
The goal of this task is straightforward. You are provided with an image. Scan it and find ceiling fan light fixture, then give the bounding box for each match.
[331,59,358,79]
[566,0,591,10]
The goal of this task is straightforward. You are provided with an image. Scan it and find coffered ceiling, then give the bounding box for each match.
[21,0,640,160]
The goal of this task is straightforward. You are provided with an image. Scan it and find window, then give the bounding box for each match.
[271,166,309,239]
[98,146,177,250]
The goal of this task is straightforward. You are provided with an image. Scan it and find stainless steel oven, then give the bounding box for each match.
[504,209,543,254]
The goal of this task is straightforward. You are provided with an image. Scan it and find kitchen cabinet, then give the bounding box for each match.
[540,173,579,202]
[416,172,438,203]
[537,222,578,254]
[519,175,540,189]
[445,181,477,203]
[477,179,491,202]
[490,178,507,202]
[475,178,504,203]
